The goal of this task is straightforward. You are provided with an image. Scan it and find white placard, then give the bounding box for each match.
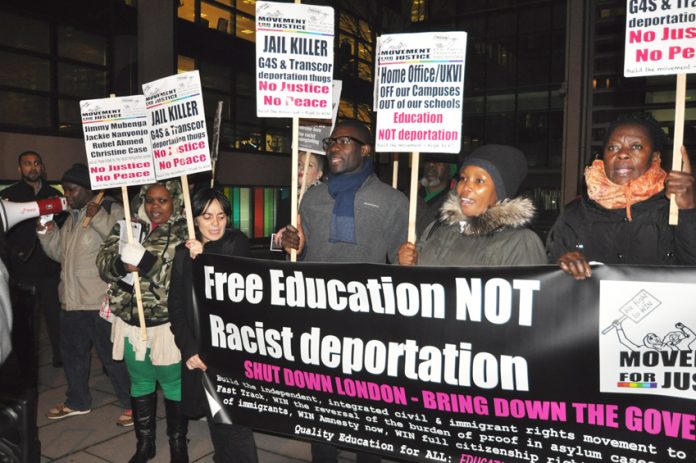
[80,96,156,189]
[142,70,211,180]
[375,32,467,153]
[255,1,334,118]
[624,2,696,76]
[298,80,342,154]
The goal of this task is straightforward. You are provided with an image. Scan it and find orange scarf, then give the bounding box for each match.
[584,158,666,221]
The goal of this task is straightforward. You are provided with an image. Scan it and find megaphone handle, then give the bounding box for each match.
[81,191,105,228]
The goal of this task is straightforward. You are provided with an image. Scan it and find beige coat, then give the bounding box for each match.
[39,199,123,311]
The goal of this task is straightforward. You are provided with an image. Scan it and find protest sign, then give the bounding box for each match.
[298,80,342,154]
[193,257,696,462]
[142,70,211,180]
[375,32,467,153]
[255,1,334,118]
[80,96,155,189]
[624,2,696,76]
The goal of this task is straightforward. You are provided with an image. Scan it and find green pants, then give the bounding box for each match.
[123,337,181,400]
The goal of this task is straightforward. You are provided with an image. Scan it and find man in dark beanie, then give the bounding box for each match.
[37,164,133,426]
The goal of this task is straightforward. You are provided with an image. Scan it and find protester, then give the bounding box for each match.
[546,113,696,279]
[398,145,546,266]
[36,164,132,424]
[0,230,10,367]
[415,154,457,236]
[1,151,63,375]
[169,187,258,463]
[273,151,326,250]
[97,180,188,463]
[281,119,407,462]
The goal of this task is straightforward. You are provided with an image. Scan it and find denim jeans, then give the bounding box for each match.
[60,310,130,410]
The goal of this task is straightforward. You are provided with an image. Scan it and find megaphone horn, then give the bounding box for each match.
[0,197,69,232]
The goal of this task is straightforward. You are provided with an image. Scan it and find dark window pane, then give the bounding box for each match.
[488,11,516,36]
[266,130,290,153]
[485,112,515,145]
[235,96,256,122]
[203,90,231,118]
[236,70,254,97]
[58,63,108,98]
[235,124,263,151]
[519,6,548,33]
[58,27,107,66]
[0,12,49,53]
[0,51,50,91]
[200,61,231,92]
[58,98,82,132]
[0,91,51,128]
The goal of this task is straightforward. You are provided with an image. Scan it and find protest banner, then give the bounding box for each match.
[374,32,467,154]
[79,95,156,340]
[298,80,342,155]
[624,1,695,224]
[255,1,334,119]
[192,256,696,462]
[143,70,212,238]
[80,96,156,190]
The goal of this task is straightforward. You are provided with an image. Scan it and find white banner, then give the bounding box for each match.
[375,32,467,153]
[142,70,211,180]
[79,96,155,189]
[624,2,696,76]
[255,1,334,118]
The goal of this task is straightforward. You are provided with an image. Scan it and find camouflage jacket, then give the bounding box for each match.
[97,180,188,326]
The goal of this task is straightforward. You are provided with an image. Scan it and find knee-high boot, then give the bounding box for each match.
[164,399,188,463]
[129,393,157,463]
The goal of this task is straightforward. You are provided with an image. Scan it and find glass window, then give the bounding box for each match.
[203,90,231,118]
[236,0,256,16]
[178,0,196,22]
[235,124,263,151]
[200,61,231,91]
[0,91,51,128]
[0,51,50,91]
[58,98,82,131]
[201,1,233,34]
[58,27,107,66]
[266,130,290,153]
[0,12,49,53]
[339,13,357,34]
[58,63,108,98]
[178,55,197,73]
[236,14,255,42]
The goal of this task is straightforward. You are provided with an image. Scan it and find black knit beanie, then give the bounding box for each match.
[61,163,92,190]
[460,145,527,200]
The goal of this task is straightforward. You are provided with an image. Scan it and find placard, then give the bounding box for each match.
[255,1,334,118]
[79,96,155,189]
[142,70,211,180]
[624,1,696,76]
[298,80,342,154]
[375,32,467,153]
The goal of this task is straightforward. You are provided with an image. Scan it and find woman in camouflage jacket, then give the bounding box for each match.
[97,179,189,463]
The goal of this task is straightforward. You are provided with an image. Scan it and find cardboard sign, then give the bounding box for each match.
[624,1,696,76]
[142,70,211,180]
[375,32,467,153]
[298,80,342,154]
[256,1,334,118]
[79,96,156,189]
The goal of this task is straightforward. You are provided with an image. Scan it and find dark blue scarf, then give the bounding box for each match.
[327,157,374,243]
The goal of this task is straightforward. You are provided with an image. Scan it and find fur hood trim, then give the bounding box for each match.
[439,191,536,236]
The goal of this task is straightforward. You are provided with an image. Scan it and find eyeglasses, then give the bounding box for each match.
[321,136,366,150]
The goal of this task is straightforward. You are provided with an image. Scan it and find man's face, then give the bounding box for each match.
[325,125,368,176]
[18,153,44,183]
[61,181,93,210]
[422,161,450,188]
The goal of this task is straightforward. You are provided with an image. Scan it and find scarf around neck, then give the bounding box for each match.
[584,158,666,221]
[327,157,374,243]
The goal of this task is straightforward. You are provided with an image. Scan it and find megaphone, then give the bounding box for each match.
[0,197,68,232]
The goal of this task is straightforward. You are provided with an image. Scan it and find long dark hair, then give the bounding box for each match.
[191,187,232,218]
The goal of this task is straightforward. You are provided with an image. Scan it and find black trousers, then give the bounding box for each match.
[312,442,381,463]
[206,408,258,463]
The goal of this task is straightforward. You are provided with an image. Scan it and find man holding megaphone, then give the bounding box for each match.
[1,150,64,383]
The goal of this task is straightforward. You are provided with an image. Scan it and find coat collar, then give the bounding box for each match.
[439,191,536,236]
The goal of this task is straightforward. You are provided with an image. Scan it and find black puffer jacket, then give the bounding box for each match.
[546,191,696,265]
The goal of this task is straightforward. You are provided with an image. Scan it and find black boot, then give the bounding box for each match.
[129,393,157,463]
[165,399,189,463]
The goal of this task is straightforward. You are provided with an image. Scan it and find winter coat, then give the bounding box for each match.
[414,192,547,266]
[39,198,123,310]
[97,180,188,326]
[546,191,696,265]
[168,229,250,417]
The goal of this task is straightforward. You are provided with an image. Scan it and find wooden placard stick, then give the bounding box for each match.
[392,153,399,189]
[407,152,420,244]
[121,185,148,341]
[290,117,300,262]
[298,149,311,204]
[668,73,686,226]
[82,190,105,228]
[180,175,196,239]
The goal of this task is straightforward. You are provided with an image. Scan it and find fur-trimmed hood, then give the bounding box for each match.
[439,191,536,236]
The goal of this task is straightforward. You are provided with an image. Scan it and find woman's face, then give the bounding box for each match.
[144,184,173,225]
[195,199,227,243]
[455,165,498,217]
[298,153,323,187]
[603,124,658,185]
